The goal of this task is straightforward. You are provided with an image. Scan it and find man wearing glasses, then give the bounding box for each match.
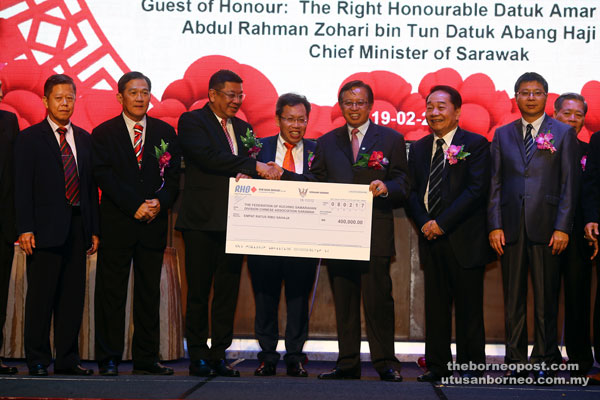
[248,93,317,378]
[176,70,279,377]
[488,72,578,382]
[280,81,409,382]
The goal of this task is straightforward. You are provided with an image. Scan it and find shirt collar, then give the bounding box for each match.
[122,113,146,131]
[433,126,458,147]
[521,114,545,136]
[47,116,71,133]
[347,120,370,139]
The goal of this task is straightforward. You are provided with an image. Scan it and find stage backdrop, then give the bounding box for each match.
[1,0,600,143]
[1,0,599,344]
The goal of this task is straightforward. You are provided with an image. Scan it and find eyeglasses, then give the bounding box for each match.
[279,116,308,125]
[516,90,546,98]
[341,100,370,108]
[214,90,246,101]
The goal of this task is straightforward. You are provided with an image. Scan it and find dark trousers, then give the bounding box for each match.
[594,259,600,365]
[421,236,485,376]
[501,217,562,366]
[248,255,317,366]
[327,257,400,375]
[94,242,164,366]
[0,238,14,350]
[561,232,594,375]
[24,214,86,369]
[183,230,242,361]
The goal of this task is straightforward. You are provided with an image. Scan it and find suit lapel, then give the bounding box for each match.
[334,126,354,164]
[301,139,315,172]
[72,126,85,174]
[445,128,466,179]
[419,135,434,199]
[232,118,248,157]
[41,120,62,167]
[116,116,140,170]
[359,122,379,156]
[263,135,277,163]
[511,119,528,164]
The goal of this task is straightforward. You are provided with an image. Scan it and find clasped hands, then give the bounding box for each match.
[421,220,444,241]
[135,199,160,223]
[236,162,283,181]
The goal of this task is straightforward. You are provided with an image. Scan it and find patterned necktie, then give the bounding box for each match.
[57,127,80,205]
[524,123,534,161]
[133,123,143,168]
[283,142,296,172]
[427,138,445,218]
[221,118,235,153]
[351,128,360,162]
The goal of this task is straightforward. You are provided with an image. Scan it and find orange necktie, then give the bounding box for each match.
[283,142,296,172]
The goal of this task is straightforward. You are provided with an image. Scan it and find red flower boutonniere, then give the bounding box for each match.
[444,144,470,165]
[535,131,556,153]
[354,151,389,170]
[307,150,315,170]
[240,128,262,158]
[154,139,170,192]
[581,155,587,171]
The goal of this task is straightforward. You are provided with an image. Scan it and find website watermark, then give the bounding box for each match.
[447,361,578,373]
[441,375,589,386]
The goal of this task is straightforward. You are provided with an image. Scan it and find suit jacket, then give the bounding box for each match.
[14,119,99,248]
[407,128,493,268]
[283,121,410,257]
[256,134,316,173]
[0,110,18,244]
[175,102,258,232]
[583,132,600,224]
[488,115,578,244]
[92,115,180,249]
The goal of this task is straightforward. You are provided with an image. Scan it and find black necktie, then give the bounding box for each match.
[524,124,534,161]
[427,138,445,218]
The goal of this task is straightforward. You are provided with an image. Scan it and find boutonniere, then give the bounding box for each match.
[535,130,556,153]
[154,139,171,192]
[444,144,470,165]
[240,128,262,158]
[354,151,389,170]
[307,150,315,169]
[581,155,587,171]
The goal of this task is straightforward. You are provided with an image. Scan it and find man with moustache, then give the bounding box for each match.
[407,86,491,382]
[248,93,317,378]
[15,74,99,376]
[92,71,181,376]
[0,81,19,375]
[176,69,280,377]
[278,80,409,382]
[553,93,596,378]
[488,73,578,381]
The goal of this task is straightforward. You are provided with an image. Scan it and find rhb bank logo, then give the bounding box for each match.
[235,185,257,193]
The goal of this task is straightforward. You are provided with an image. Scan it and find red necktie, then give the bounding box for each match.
[57,126,80,205]
[221,119,235,153]
[351,128,360,162]
[283,142,296,172]
[133,123,143,168]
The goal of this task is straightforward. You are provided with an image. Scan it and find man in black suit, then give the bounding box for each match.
[554,93,596,377]
[0,81,19,375]
[279,80,409,382]
[175,69,279,377]
[248,93,317,378]
[488,72,578,380]
[92,71,180,376]
[15,74,99,376]
[407,86,491,382]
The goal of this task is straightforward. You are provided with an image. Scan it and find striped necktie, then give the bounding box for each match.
[221,119,235,153]
[57,126,80,205]
[427,138,445,218]
[351,128,360,162]
[524,123,534,161]
[134,123,143,168]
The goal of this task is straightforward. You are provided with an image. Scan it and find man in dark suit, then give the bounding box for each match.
[248,93,317,378]
[92,71,180,376]
[279,80,409,382]
[554,93,596,377]
[0,81,19,375]
[407,86,491,382]
[488,72,578,380]
[15,74,99,376]
[175,69,279,377]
